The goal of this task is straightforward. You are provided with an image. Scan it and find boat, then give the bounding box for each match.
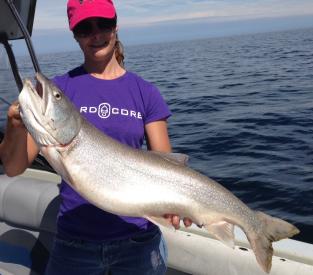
[1,1,313,274]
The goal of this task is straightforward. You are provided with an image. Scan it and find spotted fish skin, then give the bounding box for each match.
[18,73,299,273]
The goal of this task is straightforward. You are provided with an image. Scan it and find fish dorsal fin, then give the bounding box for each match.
[152,152,189,166]
[204,221,235,249]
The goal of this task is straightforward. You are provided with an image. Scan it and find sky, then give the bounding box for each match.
[8,0,313,55]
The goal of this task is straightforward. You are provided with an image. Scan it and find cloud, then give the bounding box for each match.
[33,0,68,29]
[115,0,313,27]
[32,0,313,30]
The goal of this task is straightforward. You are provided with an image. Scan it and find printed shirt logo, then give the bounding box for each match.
[99,103,111,119]
[80,102,142,120]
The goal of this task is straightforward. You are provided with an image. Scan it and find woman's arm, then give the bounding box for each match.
[0,102,39,177]
[145,120,192,229]
[145,120,171,152]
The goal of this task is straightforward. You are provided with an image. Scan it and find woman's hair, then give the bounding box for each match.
[110,15,125,68]
[115,33,125,68]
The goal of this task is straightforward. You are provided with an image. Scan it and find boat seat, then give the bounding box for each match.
[0,174,60,274]
[0,174,60,233]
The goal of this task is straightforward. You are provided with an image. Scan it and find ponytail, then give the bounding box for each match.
[115,34,125,68]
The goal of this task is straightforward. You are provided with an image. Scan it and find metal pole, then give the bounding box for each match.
[5,0,41,73]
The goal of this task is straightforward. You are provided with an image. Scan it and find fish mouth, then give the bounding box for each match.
[21,78,45,118]
[22,72,51,116]
[19,75,57,147]
[35,72,50,114]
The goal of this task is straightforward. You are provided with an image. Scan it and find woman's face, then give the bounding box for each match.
[73,17,117,62]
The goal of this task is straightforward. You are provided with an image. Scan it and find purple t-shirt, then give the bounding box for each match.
[53,66,171,241]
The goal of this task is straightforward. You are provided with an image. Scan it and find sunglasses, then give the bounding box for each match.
[73,18,116,38]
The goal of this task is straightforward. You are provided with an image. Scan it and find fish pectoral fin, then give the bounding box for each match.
[151,151,189,166]
[144,216,174,229]
[204,221,235,249]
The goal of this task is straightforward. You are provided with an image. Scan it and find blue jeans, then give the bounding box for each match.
[45,227,168,275]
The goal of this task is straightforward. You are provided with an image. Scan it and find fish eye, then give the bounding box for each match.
[53,91,62,100]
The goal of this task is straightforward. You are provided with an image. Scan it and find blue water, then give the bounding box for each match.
[1,28,313,243]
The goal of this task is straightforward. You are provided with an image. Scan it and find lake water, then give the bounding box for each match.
[1,28,312,243]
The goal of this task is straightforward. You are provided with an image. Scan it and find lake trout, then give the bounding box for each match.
[18,73,299,273]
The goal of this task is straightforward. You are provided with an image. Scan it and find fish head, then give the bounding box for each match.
[18,72,81,147]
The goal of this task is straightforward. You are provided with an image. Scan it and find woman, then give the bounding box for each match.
[0,0,192,274]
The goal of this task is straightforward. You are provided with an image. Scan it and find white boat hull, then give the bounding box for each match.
[0,169,312,275]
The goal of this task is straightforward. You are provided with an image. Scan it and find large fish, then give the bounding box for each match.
[18,73,299,273]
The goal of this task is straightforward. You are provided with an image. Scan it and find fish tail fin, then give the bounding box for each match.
[247,211,300,273]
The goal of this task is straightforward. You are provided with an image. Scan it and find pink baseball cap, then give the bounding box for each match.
[67,0,116,30]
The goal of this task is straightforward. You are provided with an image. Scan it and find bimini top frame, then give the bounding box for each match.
[0,0,40,91]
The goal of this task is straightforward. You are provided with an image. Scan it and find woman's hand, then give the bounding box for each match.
[0,101,39,177]
[164,214,193,229]
[7,101,24,128]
